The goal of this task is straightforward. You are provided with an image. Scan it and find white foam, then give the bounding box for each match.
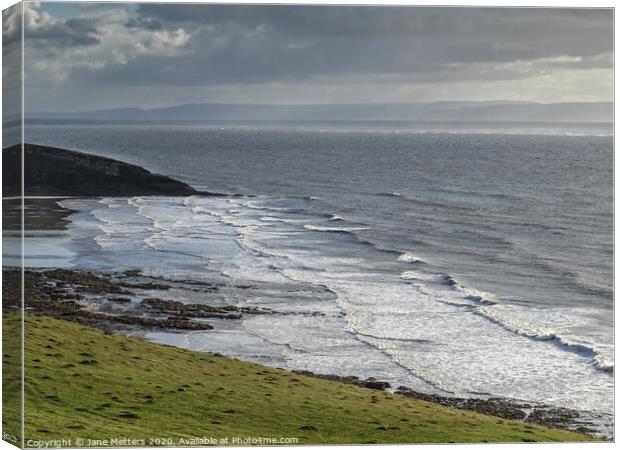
[397,252,423,263]
[593,354,614,373]
[400,271,439,281]
[476,305,558,340]
[303,224,369,233]
[258,216,297,225]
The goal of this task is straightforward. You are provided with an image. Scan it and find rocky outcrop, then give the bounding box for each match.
[140,297,277,319]
[288,370,596,435]
[3,269,213,331]
[3,143,206,197]
[292,371,391,391]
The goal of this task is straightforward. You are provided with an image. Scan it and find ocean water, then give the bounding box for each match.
[23,122,613,433]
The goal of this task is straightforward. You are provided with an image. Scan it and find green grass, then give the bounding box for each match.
[11,312,597,446]
[2,311,22,446]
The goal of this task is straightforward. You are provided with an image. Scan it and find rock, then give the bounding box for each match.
[362,380,391,390]
[141,298,268,319]
[119,282,171,290]
[123,269,143,277]
[3,143,209,197]
[108,297,132,303]
[45,269,124,294]
[5,269,214,332]
[393,386,593,429]
[73,310,214,330]
[292,370,390,391]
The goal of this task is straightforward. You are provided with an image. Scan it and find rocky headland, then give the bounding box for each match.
[3,143,206,197]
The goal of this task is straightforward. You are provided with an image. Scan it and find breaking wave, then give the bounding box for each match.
[397,252,423,263]
[303,224,370,233]
[400,267,613,374]
[477,305,613,374]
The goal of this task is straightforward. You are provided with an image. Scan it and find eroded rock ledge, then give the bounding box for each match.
[2,269,320,332]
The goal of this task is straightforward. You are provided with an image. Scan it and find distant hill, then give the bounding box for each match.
[27,101,612,123]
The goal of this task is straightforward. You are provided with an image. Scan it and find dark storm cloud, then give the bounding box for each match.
[77,5,608,87]
[28,18,99,46]
[136,5,612,59]
[3,3,100,47]
[2,6,20,45]
[82,33,603,89]
[136,4,455,37]
[20,4,614,110]
[124,16,164,31]
[137,5,608,38]
[65,17,100,35]
[2,3,21,126]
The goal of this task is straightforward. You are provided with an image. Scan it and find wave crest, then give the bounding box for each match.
[304,224,369,233]
[397,252,423,263]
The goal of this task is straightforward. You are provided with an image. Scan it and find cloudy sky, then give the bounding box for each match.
[2,2,613,112]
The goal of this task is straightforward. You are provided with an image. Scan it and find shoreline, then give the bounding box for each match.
[5,311,596,445]
[4,267,602,437]
[3,197,77,231]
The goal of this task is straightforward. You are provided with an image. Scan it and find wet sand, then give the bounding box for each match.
[3,197,75,231]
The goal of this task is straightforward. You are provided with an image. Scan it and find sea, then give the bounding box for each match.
[14,120,615,434]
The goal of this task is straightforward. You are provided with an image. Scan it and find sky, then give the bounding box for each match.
[2,2,614,112]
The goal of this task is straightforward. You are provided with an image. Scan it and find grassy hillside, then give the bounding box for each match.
[2,312,22,446]
[13,313,595,446]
